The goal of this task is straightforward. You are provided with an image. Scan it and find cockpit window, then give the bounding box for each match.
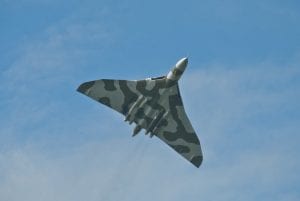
[151,76,165,80]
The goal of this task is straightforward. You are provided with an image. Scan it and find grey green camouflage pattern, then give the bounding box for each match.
[77,58,203,168]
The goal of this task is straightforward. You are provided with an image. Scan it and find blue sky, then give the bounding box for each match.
[0,0,299,200]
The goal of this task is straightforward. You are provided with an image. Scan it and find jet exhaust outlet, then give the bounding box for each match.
[132,125,142,136]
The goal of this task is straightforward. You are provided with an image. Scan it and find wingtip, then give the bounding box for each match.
[191,155,203,168]
[77,81,95,93]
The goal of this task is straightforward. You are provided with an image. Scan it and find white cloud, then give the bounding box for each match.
[0,130,298,201]
[0,12,114,146]
[1,8,299,199]
[1,56,299,201]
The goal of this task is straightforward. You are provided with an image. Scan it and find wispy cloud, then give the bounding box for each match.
[1,1,299,200]
[0,11,114,149]
[1,53,299,201]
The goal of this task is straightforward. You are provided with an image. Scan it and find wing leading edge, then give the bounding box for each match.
[77,79,145,115]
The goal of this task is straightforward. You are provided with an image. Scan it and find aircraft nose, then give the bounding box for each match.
[182,57,188,66]
[166,57,189,82]
[176,57,188,71]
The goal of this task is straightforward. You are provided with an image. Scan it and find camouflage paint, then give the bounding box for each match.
[77,58,203,168]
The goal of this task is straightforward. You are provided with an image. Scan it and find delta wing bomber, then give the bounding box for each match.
[77,58,203,167]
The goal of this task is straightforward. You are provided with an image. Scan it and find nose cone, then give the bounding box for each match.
[176,57,188,71]
[166,57,189,82]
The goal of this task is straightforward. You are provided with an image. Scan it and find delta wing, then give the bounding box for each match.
[152,85,203,167]
[77,78,164,115]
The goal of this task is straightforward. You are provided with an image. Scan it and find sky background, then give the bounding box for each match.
[1,0,300,200]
